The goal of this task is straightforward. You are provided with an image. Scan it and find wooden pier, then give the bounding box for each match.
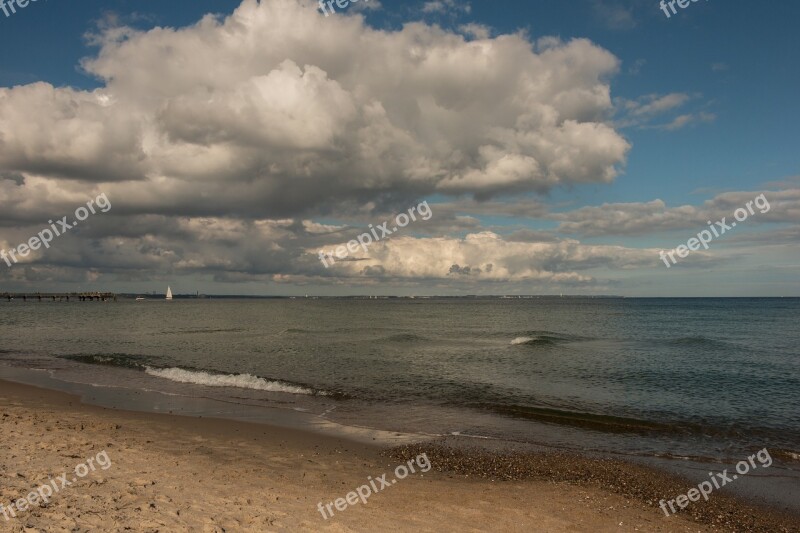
[1,292,117,302]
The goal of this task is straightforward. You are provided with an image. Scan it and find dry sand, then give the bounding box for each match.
[0,380,768,532]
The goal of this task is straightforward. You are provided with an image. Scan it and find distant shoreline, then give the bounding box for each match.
[5,293,800,299]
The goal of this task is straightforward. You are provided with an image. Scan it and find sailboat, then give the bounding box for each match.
[166,286,173,301]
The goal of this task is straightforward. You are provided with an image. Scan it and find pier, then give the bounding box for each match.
[1,292,117,302]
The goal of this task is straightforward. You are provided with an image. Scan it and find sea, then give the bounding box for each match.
[1,297,798,506]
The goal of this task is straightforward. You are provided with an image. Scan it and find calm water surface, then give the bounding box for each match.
[1,297,798,463]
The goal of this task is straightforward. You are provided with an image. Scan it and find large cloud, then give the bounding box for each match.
[0,0,629,221]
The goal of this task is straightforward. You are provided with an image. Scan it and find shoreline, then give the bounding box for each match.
[0,364,434,448]
[2,379,797,531]
[386,443,799,532]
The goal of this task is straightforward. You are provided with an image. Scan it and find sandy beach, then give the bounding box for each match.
[1,380,796,532]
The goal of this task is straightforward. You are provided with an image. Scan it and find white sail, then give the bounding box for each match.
[166,286,173,300]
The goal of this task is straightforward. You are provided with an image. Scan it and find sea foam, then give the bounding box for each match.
[145,367,317,395]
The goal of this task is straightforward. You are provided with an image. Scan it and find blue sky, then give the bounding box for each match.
[0,0,797,295]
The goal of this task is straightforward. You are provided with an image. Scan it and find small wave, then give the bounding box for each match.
[510,336,558,346]
[666,336,731,348]
[502,330,584,345]
[469,402,689,435]
[144,367,321,396]
[161,327,245,335]
[61,353,153,369]
[384,333,427,342]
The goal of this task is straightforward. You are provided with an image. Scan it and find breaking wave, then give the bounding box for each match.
[510,336,559,346]
[144,367,322,396]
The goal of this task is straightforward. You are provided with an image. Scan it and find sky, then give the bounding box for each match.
[0,0,798,296]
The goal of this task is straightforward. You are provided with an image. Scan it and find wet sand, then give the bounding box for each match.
[388,444,799,533]
[0,379,794,532]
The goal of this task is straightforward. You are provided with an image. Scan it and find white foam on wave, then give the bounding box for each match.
[144,367,317,395]
[510,336,536,345]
